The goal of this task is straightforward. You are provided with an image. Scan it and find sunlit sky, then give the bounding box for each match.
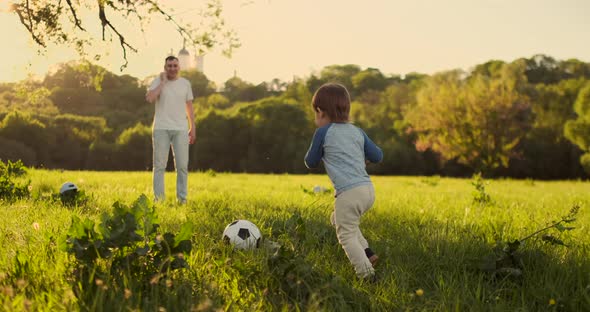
[1,0,589,86]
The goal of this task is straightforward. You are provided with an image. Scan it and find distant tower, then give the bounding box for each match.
[178,42,192,70]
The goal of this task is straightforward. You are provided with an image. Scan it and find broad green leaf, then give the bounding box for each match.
[174,222,194,248]
[542,234,566,246]
[555,223,576,232]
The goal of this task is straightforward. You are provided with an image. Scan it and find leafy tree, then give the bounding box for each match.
[564,83,590,174]
[558,59,590,80]
[86,140,118,170]
[46,62,149,128]
[44,61,107,90]
[351,80,435,175]
[518,55,590,85]
[306,65,363,95]
[268,78,288,95]
[305,74,324,95]
[509,78,588,178]
[283,78,314,122]
[116,123,152,170]
[49,86,105,115]
[0,137,36,165]
[47,114,109,169]
[471,60,506,77]
[352,82,420,134]
[2,79,58,115]
[0,111,52,167]
[223,76,251,102]
[181,69,217,99]
[1,56,590,178]
[319,64,361,91]
[352,68,389,95]
[402,72,428,84]
[206,93,231,110]
[223,76,267,102]
[238,98,311,173]
[521,54,562,84]
[192,111,249,171]
[407,63,531,173]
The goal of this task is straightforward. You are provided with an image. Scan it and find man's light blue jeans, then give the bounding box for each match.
[152,129,189,202]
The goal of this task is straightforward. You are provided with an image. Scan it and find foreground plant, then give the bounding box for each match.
[61,194,193,308]
[481,203,580,277]
[0,159,30,201]
[471,173,492,205]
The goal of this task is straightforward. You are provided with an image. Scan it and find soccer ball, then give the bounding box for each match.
[222,220,262,250]
[59,182,78,195]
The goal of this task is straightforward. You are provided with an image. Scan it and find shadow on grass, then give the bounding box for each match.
[66,198,589,311]
[364,208,590,311]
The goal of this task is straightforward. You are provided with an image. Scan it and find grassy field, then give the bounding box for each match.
[0,169,589,311]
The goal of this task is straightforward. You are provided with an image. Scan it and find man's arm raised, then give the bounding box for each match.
[146,73,167,103]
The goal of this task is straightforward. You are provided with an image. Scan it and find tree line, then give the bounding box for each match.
[0,55,589,179]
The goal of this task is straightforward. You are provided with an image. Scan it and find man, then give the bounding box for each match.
[146,56,195,204]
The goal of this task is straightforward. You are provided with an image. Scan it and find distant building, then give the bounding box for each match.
[195,54,204,73]
[169,44,204,73]
[178,46,191,70]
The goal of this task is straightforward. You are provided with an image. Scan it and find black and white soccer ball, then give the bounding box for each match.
[59,182,78,195]
[222,220,262,250]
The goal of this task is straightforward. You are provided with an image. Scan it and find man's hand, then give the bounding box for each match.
[146,73,167,103]
[159,72,168,84]
[188,128,196,144]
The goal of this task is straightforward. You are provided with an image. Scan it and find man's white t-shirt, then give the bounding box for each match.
[149,77,194,130]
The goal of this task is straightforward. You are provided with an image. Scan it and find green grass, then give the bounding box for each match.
[1,170,589,311]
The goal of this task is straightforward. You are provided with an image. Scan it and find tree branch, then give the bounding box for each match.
[12,0,237,69]
[144,0,194,42]
[14,1,45,47]
[65,0,85,31]
[97,0,137,70]
[128,1,147,35]
[25,0,33,33]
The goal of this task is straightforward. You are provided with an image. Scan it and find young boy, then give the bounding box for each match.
[304,83,383,280]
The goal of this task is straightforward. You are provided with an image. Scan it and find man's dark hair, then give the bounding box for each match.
[165,56,179,63]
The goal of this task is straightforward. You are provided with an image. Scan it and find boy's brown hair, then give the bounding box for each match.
[312,83,351,122]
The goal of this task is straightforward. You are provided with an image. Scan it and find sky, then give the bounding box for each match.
[1,0,589,86]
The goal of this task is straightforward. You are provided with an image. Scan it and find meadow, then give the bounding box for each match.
[0,169,589,311]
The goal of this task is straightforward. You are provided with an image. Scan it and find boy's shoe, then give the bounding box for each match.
[365,248,378,267]
[369,254,379,267]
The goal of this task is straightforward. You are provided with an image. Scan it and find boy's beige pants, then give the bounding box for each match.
[331,184,375,278]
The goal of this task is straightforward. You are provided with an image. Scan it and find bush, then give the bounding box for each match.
[0,159,30,201]
[116,123,152,170]
[581,153,590,175]
[61,195,193,307]
[0,137,36,166]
